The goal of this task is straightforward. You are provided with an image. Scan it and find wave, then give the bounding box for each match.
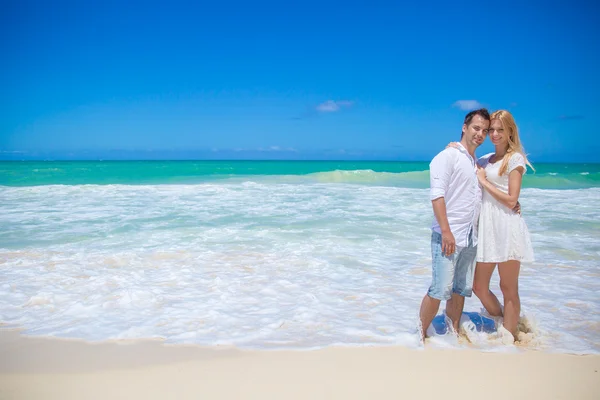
[237,169,600,190]
[523,172,600,189]
[306,169,600,189]
[2,162,599,190]
[306,169,430,187]
[222,169,431,188]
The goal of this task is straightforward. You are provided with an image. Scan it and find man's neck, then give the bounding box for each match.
[459,139,477,159]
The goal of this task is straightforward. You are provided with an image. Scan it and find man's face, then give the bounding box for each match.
[462,115,489,148]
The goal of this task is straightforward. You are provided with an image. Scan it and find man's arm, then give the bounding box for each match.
[430,150,455,256]
[432,197,455,256]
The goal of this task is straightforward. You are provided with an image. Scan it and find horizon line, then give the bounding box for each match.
[0,158,597,164]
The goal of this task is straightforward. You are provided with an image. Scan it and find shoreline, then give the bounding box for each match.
[1,330,598,400]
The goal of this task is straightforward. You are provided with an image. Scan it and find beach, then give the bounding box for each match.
[1,330,598,400]
[1,161,599,398]
[4,0,599,396]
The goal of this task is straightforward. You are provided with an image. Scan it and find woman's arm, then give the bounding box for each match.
[477,167,524,210]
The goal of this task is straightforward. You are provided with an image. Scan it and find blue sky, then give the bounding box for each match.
[1,0,598,161]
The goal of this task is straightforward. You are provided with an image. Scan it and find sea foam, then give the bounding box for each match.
[0,184,598,353]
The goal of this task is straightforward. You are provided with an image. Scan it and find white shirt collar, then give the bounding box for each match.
[455,142,476,164]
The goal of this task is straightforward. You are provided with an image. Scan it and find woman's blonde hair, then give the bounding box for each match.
[490,110,535,175]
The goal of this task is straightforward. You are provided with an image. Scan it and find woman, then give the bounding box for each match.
[474,110,534,342]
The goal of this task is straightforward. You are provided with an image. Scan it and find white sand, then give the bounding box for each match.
[0,330,598,400]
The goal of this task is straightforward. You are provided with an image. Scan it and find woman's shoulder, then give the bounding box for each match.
[508,152,527,173]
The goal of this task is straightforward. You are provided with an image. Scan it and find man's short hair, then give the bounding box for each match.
[464,108,490,126]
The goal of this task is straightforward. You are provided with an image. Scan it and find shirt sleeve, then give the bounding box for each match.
[477,153,493,168]
[430,150,454,200]
[508,153,527,174]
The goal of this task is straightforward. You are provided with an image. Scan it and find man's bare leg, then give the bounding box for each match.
[419,294,441,338]
[446,293,465,333]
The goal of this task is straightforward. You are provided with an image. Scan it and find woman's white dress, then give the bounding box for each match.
[477,152,534,263]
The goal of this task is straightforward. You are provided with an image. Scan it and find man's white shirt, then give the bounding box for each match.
[429,143,482,247]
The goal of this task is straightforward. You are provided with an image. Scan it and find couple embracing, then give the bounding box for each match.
[419,108,534,343]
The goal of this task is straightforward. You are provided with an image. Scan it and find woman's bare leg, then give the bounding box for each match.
[473,262,502,317]
[498,260,521,341]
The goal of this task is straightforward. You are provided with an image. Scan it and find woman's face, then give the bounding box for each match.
[488,119,509,148]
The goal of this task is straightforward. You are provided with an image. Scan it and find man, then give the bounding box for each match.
[419,108,490,338]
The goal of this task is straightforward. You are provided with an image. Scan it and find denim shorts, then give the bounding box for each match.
[427,230,477,301]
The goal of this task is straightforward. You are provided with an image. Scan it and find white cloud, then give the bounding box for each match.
[256,146,297,152]
[452,100,483,111]
[558,115,584,120]
[316,100,354,113]
[229,147,299,153]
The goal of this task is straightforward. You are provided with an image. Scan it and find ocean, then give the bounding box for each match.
[1,160,599,354]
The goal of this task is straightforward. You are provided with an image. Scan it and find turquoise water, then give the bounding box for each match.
[1,160,599,188]
[1,159,599,353]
